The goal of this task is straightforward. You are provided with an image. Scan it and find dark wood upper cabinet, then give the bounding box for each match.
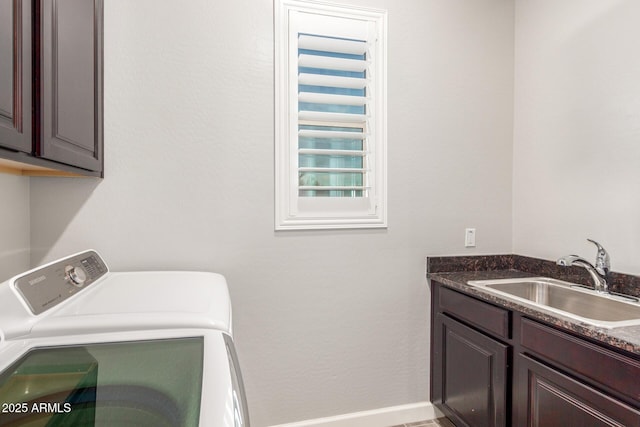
[0,0,32,154]
[0,0,103,177]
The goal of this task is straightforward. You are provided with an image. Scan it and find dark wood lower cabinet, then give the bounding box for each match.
[515,355,640,427]
[430,281,640,427]
[433,314,508,427]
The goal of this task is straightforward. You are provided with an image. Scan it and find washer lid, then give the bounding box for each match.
[29,271,232,337]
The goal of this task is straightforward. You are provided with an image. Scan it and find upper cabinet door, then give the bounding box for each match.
[37,0,103,173]
[0,0,32,153]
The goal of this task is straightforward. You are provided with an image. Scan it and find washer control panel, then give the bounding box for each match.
[14,251,108,315]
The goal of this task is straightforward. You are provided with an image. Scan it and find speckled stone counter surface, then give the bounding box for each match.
[427,255,640,356]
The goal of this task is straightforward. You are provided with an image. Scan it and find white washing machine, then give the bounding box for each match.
[0,250,249,426]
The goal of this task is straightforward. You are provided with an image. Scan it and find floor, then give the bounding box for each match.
[390,418,456,427]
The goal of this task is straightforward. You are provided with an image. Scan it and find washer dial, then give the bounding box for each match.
[65,265,88,287]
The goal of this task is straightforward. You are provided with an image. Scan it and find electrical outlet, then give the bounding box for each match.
[465,228,476,247]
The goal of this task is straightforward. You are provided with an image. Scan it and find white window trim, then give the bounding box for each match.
[275,0,388,230]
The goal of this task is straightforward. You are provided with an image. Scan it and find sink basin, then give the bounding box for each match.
[467,277,640,328]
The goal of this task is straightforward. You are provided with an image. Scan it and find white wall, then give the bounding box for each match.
[0,174,29,281]
[26,0,514,426]
[513,0,640,275]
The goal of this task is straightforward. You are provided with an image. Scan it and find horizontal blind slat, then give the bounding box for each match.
[299,73,367,89]
[298,149,366,156]
[298,92,367,107]
[299,186,370,191]
[299,167,368,173]
[298,111,367,123]
[298,54,367,73]
[298,129,366,140]
[298,34,367,55]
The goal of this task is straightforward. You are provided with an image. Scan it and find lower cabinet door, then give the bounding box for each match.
[515,354,640,427]
[433,314,509,427]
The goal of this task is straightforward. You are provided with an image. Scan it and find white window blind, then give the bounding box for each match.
[298,33,368,198]
[275,0,387,230]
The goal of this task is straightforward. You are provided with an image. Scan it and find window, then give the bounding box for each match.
[275,0,387,230]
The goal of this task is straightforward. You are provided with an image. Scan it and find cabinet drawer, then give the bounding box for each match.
[517,354,640,427]
[439,286,510,339]
[520,318,640,404]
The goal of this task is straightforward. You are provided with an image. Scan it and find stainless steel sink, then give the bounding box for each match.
[467,277,640,328]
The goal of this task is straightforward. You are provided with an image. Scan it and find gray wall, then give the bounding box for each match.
[512,0,640,275]
[0,174,29,280]
[0,2,635,425]
[27,0,514,426]
[9,0,640,424]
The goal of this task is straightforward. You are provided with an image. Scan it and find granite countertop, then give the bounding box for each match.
[427,257,640,356]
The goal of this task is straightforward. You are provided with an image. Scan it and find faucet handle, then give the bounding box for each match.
[587,239,610,276]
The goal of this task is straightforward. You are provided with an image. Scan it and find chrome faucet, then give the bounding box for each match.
[557,239,610,293]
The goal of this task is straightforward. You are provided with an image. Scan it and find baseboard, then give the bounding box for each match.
[268,401,443,427]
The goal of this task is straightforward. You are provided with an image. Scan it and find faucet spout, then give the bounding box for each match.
[556,254,590,268]
[556,239,610,294]
[556,256,608,293]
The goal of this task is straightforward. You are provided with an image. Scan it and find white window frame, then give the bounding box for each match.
[275,0,387,230]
